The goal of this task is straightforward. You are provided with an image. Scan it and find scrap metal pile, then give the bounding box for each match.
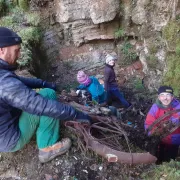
[59,90,159,165]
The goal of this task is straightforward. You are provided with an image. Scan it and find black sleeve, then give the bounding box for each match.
[17,76,44,89]
[2,76,78,120]
[104,68,110,91]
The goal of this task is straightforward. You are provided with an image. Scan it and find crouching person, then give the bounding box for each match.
[145,86,180,163]
[76,71,107,105]
[0,27,91,163]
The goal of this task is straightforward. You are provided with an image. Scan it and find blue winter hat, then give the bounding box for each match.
[0,27,22,48]
[158,85,173,95]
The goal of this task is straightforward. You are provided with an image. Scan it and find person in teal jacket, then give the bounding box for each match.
[77,71,107,104]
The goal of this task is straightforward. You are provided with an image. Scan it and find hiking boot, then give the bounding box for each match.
[38,138,72,163]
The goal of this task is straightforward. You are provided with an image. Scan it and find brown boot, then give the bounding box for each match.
[39,138,71,163]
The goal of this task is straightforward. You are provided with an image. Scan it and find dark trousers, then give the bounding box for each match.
[156,143,179,164]
[107,88,130,108]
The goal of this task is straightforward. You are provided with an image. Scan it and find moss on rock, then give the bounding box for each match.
[18,0,29,11]
[162,20,180,96]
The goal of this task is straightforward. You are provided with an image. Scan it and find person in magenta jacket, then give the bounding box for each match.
[145,85,180,163]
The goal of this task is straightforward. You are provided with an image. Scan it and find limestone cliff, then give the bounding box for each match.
[30,0,180,93]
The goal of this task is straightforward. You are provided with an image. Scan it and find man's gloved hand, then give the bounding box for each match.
[43,81,57,91]
[75,111,92,125]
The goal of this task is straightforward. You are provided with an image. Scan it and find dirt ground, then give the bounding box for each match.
[0,86,165,180]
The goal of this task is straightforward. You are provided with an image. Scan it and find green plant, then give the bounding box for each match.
[18,0,29,11]
[26,12,41,26]
[11,7,24,23]
[17,27,42,66]
[162,20,180,51]
[18,27,42,44]
[141,160,180,180]
[119,41,137,66]
[0,7,24,30]
[0,16,14,28]
[114,28,125,39]
[162,20,180,96]
[17,44,32,66]
[134,78,144,90]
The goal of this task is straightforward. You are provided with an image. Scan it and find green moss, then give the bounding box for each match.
[176,43,180,56]
[146,54,158,69]
[162,20,180,96]
[162,20,180,50]
[18,0,29,11]
[163,53,180,96]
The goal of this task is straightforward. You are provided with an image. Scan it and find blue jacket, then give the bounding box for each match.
[0,59,78,152]
[78,76,106,104]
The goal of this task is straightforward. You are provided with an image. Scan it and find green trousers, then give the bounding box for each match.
[10,88,60,152]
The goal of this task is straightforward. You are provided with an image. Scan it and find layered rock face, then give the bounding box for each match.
[38,0,179,91]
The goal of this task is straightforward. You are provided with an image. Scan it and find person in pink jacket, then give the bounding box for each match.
[145,85,180,163]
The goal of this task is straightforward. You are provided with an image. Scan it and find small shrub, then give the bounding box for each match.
[134,78,144,91]
[11,7,24,23]
[17,26,42,66]
[18,27,42,44]
[26,12,41,26]
[115,28,125,39]
[17,44,32,66]
[0,16,14,28]
[118,41,137,66]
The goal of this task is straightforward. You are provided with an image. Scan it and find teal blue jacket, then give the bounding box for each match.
[78,76,106,104]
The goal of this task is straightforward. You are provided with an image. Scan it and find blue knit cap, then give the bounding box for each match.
[158,86,173,95]
[0,27,22,48]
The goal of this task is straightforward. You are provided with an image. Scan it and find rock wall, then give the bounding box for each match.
[33,0,180,91]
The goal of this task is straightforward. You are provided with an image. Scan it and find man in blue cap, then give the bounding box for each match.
[0,27,91,163]
[145,85,180,163]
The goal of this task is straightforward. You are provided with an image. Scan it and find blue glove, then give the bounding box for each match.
[75,111,92,125]
[43,81,56,90]
[172,134,180,145]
